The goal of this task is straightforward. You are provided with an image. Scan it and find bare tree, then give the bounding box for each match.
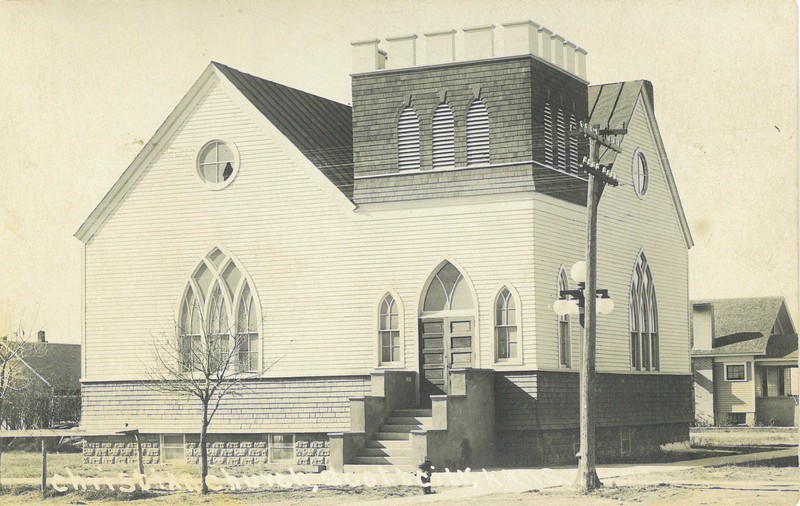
[145,290,262,494]
[0,308,47,489]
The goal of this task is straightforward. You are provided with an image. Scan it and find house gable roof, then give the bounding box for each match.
[2,342,81,392]
[691,297,798,357]
[75,62,355,243]
[588,80,693,248]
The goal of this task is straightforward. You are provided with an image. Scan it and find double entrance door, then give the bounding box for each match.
[419,317,474,405]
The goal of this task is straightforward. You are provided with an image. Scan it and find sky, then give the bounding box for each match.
[0,0,797,343]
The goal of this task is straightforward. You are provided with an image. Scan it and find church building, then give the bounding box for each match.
[75,21,694,470]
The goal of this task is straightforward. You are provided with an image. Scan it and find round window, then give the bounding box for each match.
[632,151,648,196]
[197,140,238,188]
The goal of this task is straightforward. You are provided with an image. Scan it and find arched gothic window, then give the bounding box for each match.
[495,287,518,361]
[466,100,490,165]
[179,248,259,373]
[423,262,473,312]
[379,294,400,364]
[630,253,659,371]
[397,106,421,170]
[557,269,571,368]
[432,103,455,169]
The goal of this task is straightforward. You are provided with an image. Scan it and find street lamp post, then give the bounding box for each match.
[554,261,614,490]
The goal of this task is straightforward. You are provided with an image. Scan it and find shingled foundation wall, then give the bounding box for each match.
[495,370,692,465]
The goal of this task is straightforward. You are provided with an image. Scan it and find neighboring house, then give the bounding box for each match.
[75,22,694,469]
[692,297,799,427]
[0,331,81,429]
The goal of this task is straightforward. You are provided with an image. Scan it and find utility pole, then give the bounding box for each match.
[570,122,624,493]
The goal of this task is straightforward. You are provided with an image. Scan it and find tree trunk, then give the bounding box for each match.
[200,404,209,494]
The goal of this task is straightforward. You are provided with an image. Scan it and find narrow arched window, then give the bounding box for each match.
[397,106,421,170]
[379,294,400,364]
[630,253,658,371]
[495,288,518,361]
[179,248,260,373]
[543,103,554,166]
[557,269,571,368]
[432,103,455,169]
[556,109,567,171]
[466,100,490,165]
[568,114,578,172]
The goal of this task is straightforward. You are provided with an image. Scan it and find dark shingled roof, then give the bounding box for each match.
[691,297,797,357]
[212,62,354,199]
[6,342,81,393]
[588,80,652,166]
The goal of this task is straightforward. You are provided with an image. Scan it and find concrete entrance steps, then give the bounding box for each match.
[343,408,432,472]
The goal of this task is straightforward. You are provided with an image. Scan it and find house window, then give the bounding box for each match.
[197,140,237,187]
[495,288,518,361]
[557,269,571,368]
[269,434,294,463]
[432,103,455,168]
[556,109,567,171]
[725,364,746,381]
[466,100,490,165]
[180,248,260,373]
[161,434,185,462]
[633,150,649,196]
[379,294,400,364]
[629,252,659,371]
[543,103,554,165]
[397,106,421,170]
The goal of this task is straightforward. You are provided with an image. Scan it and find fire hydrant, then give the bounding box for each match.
[418,455,434,494]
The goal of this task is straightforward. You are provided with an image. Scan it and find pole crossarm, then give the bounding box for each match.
[580,157,619,187]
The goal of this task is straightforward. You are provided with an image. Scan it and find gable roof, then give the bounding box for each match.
[75,62,354,243]
[588,80,693,248]
[2,341,81,392]
[212,63,353,199]
[691,297,798,357]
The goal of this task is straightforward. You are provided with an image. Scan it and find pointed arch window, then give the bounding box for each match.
[432,103,455,169]
[397,106,421,170]
[543,103,554,166]
[466,100,490,165]
[423,262,473,312]
[557,269,572,368]
[180,248,260,373]
[495,288,518,361]
[630,253,659,371]
[379,294,400,364]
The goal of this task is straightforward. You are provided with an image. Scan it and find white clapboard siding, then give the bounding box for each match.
[532,96,690,374]
[397,106,421,170]
[83,80,540,381]
[714,361,755,412]
[431,103,455,168]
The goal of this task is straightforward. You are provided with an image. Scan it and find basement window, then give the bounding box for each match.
[269,434,294,463]
[161,434,185,462]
